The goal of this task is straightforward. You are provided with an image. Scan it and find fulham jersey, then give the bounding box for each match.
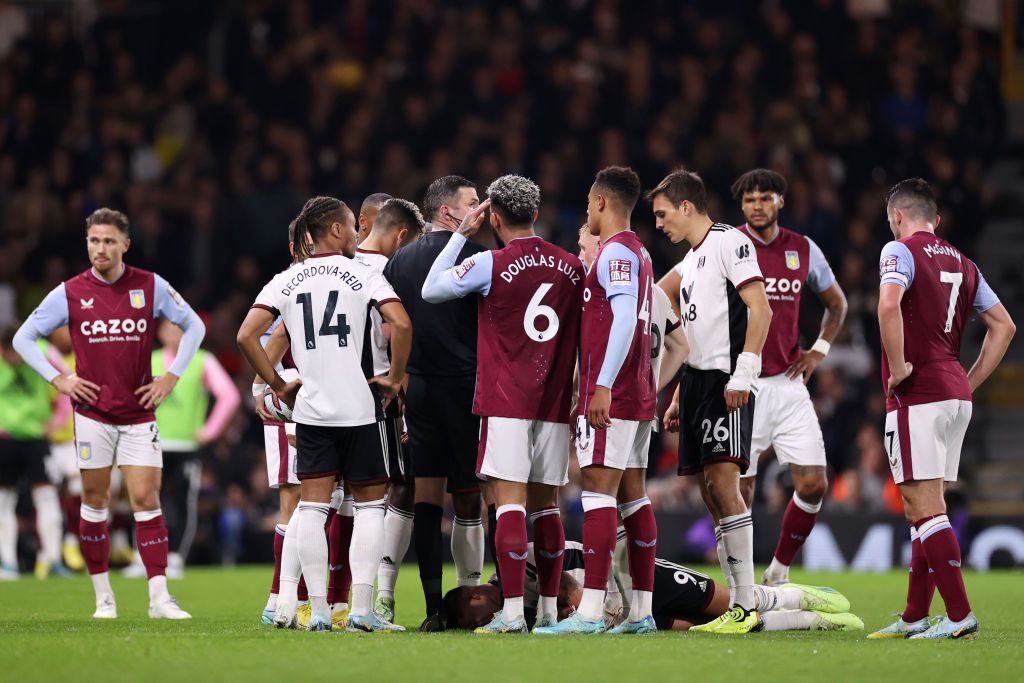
[253,253,399,427]
[673,224,763,374]
[354,249,392,377]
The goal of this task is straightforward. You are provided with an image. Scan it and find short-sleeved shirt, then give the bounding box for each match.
[354,249,393,377]
[650,285,681,387]
[739,225,835,377]
[28,266,194,425]
[384,229,485,376]
[444,235,585,422]
[674,224,764,374]
[878,232,999,411]
[578,231,656,421]
[253,253,399,426]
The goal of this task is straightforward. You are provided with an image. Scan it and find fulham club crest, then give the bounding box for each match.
[129,289,146,309]
[785,251,800,270]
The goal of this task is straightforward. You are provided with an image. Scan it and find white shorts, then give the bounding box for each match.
[744,374,826,478]
[477,417,569,486]
[73,412,163,470]
[884,399,972,485]
[575,417,651,470]
[50,442,79,481]
[264,422,299,488]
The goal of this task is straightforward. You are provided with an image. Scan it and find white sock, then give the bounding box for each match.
[278,521,300,615]
[452,515,484,586]
[753,584,806,612]
[539,596,558,621]
[148,574,169,603]
[714,525,736,605]
[629,589,653,620]
[91,571,113,598]
[503,595,525,621]
[31,486,62,566]
[760,609,817,631]
[265,593,278,612]
[377,505,413,600]
[350,498,386,617]
[331,601,348,614]
[295,502,330,617]
[578,588,605,622]
[719,512,755,610]
[0,488,17,567]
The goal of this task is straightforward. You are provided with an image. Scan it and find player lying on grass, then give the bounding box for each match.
[443,534,864,633]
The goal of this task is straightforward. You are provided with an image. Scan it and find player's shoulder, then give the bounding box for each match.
[354,249,389,273]
[125,265,157,283]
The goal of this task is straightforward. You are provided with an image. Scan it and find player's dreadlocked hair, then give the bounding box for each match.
[646,168,708,213]
[375,198,426,235]
[731,168,788,199]
[487,174,541,226]
[886,178,937,220]
[594,166,642,213]
[291,196,348,262]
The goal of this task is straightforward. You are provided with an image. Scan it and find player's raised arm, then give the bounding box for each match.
[421,199,492,303]
[966,268,1015,393]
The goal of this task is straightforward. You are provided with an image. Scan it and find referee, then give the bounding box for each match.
[383,176,486,631]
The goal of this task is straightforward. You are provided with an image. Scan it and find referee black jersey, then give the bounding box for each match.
[383,227,485,376]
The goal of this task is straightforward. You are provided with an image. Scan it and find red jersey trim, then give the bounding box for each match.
[356,248,383,255]
[252,303,280,316]
[734,275,765,290]
[375,297,401,307]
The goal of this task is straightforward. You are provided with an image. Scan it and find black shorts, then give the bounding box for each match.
[651,559,717,630]
[404,373,480,493]
[295,421,390,485]
[383,415,411,483]
[678,368,753,476]
[0,438,50,487]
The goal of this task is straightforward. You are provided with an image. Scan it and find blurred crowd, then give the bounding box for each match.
[0,0,1005,563]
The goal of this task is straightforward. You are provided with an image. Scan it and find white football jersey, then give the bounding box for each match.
[673,224,763,374]
[650,284,680,384]
[353,249,391,377]
[254,253,399,426]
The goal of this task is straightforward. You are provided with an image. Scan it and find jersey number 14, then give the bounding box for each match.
[296,291,351,349]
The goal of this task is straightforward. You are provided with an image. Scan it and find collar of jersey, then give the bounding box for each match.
[356,248,383,255]
[743,224,779,246]
[89,264,126,285]
[308,252,341,258]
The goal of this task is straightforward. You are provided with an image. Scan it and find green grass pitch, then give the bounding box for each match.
[0,566,1020,682]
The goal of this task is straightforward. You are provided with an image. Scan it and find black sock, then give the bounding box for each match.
[414,502,444,616]
[487,503,500,584]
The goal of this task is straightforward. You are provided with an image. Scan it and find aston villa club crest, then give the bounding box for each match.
[129,289,146,309]
[785,251,800,270]
[79,442,92,461]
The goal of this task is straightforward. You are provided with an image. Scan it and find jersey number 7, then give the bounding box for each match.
[296,290,351,349]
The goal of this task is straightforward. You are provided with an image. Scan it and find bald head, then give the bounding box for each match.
[358,192,393,244]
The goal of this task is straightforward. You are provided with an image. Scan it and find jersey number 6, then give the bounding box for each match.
[524,283,560,342]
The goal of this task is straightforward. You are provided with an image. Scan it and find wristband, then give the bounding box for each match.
[810,338,831,356]
[252,380,267,398]
[726,352,761,393]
